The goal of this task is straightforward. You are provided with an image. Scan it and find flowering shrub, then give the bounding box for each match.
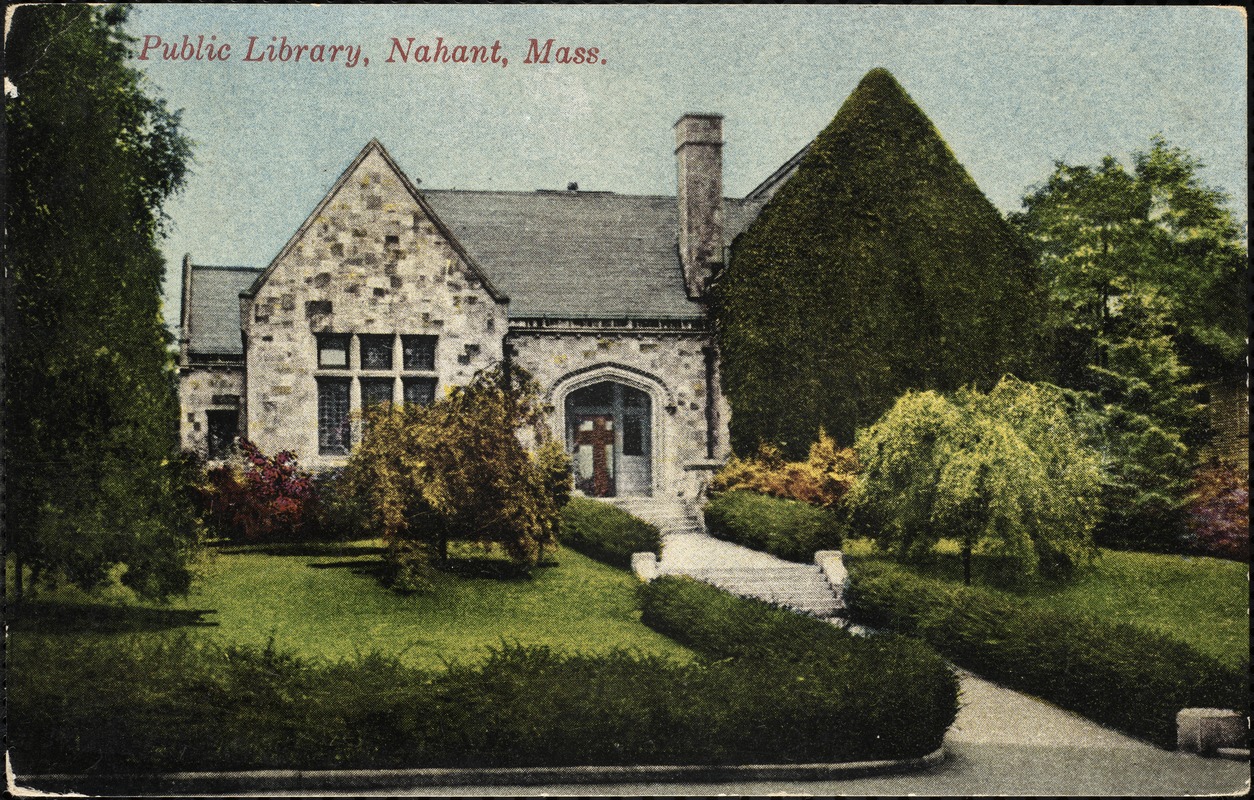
[197,439,317,542]
[1184,461,1249,561]
[711,429,858,508]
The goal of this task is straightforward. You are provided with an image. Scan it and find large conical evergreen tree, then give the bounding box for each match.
[716,68,1043,456]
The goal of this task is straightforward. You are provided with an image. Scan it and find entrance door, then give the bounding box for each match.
[573,415,615,497]
[565,381,652,497]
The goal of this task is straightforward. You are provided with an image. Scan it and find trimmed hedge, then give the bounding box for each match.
[557,496,661,569]
[703,490,846,563]
[10,623,949,774]
[845,561,1248,748]
[638,576,958,758]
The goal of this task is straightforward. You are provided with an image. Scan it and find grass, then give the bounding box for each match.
[7,542,693,670]
[844,539,1248,670]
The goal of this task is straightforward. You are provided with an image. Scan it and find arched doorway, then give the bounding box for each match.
[565,381,652,497]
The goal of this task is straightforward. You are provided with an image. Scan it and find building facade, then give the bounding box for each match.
[179,114,793,499]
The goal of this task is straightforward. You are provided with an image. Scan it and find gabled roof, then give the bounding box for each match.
[184,264,262,356]
[181,143,778,353]
[424,190,763,319]
[243,139,507,304]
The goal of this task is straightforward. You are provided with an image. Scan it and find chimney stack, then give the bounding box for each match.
[675,114,724,299]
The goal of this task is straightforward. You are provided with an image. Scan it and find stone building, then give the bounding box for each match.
[179,114,796,499]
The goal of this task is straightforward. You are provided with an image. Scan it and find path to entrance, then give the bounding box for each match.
[584,496,1250,796]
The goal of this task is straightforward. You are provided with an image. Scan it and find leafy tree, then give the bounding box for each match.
[5,5,198,600]
[343,366,572,578]
[715,68,1043,457]
[1011,138,1240,549]
[848,377,1102,583]
[1012,138,1246,383]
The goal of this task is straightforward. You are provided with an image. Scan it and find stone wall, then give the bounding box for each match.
[242,145,508,470]
[179,365,245,459]
[509,329,731,498]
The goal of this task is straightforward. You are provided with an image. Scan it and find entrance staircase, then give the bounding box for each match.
[605,496,845,619]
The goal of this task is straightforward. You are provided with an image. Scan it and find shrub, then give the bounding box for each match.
[557,497,661,569]
[848,377,1103,582]
[703,490,845,563]
[638,576,958,758]
[711,430,858,508]
[845,560,1247,748]
[195,439,317,542]
[9,625,952,776]
[343,365,571,571]
[1184,461,1249,561]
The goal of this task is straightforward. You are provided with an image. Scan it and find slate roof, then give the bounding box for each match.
[183,187,767,355]
[184,264,262,356]
[424,190,764,319]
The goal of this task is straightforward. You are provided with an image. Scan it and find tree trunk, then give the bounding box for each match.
[962,540,972,586]
[438,529,449,565]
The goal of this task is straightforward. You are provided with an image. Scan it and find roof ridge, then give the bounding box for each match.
[190,263,264,272]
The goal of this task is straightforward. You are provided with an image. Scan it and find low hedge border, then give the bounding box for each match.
[844,560,1248,748]
[557,497,661,570]
[703,491,846,563]
[10,626,949,774]
[638,576,958,760]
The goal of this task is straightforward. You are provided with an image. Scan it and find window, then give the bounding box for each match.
[623,415,645,456]
[317,334,349,369]
[360,334,394,370]
[206,410,239,460]
[361,378,395,409]
[402,335,437,371]
[317,378,351,455]
[403,377,437,407]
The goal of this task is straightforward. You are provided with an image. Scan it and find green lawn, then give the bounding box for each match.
[7,542,693,670]
[845,539,1248,669]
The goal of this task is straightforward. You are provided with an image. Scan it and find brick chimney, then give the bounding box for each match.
[675,114,724,299]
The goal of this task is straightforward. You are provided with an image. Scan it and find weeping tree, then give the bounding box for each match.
[5,5,199,600]
[848,377,1103,584]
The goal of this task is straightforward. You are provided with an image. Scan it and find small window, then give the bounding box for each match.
[317,334,349,369]
[361,378,395,410]
[317,378,351,455]
[403,377,437,407]
[384,234,400,247]
[402,335,437,371]
[623,415,645,457]
[206,410,240,460]
[360,334,394,370]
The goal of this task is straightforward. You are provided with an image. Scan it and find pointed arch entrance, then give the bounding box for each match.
[564,381,652,497]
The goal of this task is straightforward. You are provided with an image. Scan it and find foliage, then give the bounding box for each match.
[845,560,1247,748]
[848,377,1102,582]
[703,491,845,563]
[1011,139,1243,551]
[1012,137,1246,381]
[5,5,198,600]
[715,67,1042,457]
[342,365,572,570]
[557,497,662,569]
[196,439,317,542]
[639,576,958,754]
[1184,461,1249,561]
[710,430,858,507]
[10,625,949,775]
[1060,290,1203,551]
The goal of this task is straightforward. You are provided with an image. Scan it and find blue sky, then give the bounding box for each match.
[123,5,1248,326]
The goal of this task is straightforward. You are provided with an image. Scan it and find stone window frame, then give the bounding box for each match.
[312,332,440,455]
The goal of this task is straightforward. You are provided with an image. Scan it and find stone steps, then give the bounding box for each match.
[603,496,845,619]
